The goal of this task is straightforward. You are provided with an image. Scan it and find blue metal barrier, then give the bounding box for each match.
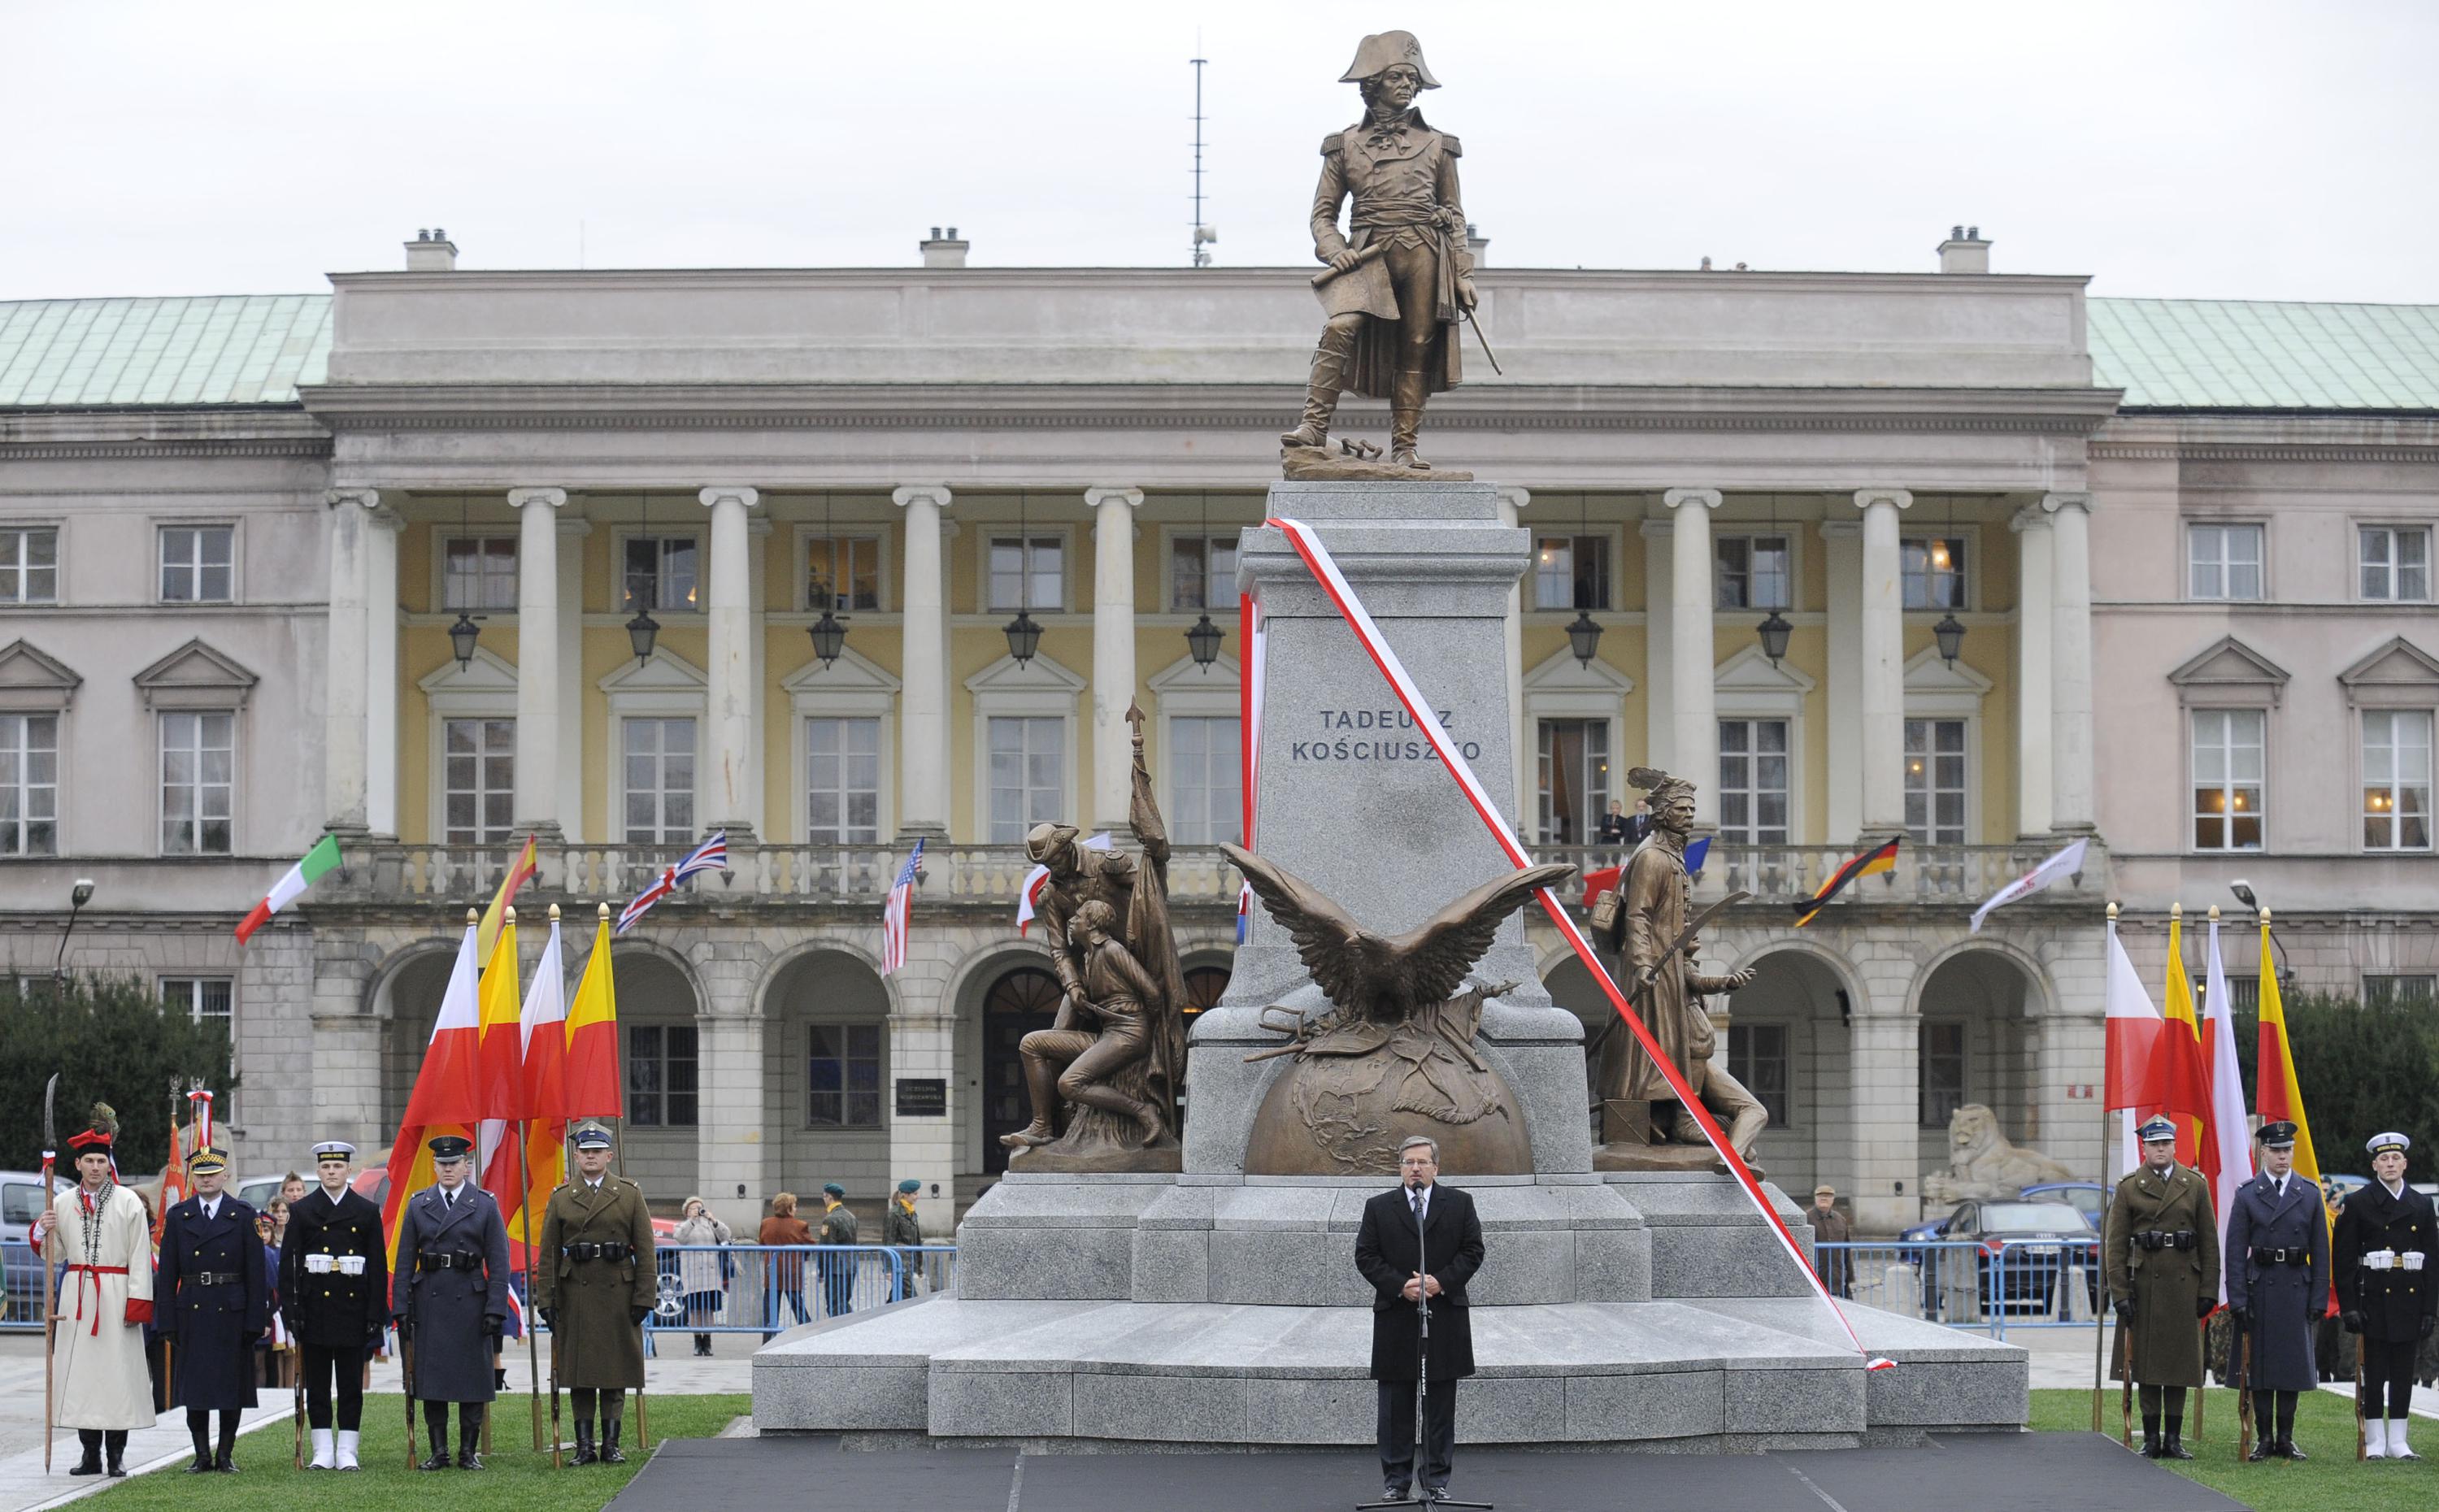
[1815,1238,2104,1340]
[641,1244,958,1351]
[2,1240,46,1331]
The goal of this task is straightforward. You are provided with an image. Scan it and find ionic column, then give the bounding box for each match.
[554,515,591,843]
[363,502,403,837]
[893,485,954,839]
[698,486,762,838]
[2011,505,2054,837]
[1854,488,1913,836]
[2045,491,2096,832]
[322,489,376,834]
[506,488,567,838]
[1085,486,1145,832]
[1819,519,1863,845]
[1663,489,1723,829]
[1495,485,1531,825]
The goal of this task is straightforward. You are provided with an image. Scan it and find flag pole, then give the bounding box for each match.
[2093,903,2115,1433]
[517,1117,541,1451]
[601,902,646,1453]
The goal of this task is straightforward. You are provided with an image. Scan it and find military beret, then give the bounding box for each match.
[572,1123,614,1150]
[188,1145,230,1175]
[2136,1115,2177,1145]
[2257,1120,2298,1149]
[897,1179,922,1196]
[427,1134,473,1162]
[823,1182,846,1198]
[2367,1132,2411,1158]
[312,1140,356,1162]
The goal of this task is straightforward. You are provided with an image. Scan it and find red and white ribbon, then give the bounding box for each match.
[1237,591,1267,937]
[1266,515,1893,1371]
[188,1088,214,1155]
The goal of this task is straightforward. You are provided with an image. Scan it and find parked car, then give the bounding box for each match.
[1928,1199,2102,1321]
[2018,1181,2107,1229]
[2,1169,62,1323]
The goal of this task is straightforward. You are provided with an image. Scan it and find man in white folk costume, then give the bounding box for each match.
[35,1105,157,1479]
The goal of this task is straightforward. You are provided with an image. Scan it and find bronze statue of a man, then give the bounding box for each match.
[1592,768,1768,1162]
[1282,30,1477,471]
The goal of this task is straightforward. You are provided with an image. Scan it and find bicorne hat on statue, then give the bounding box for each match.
[1339,31,1440,88]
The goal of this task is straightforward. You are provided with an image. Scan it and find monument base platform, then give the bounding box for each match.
[751,1294,2026,1450]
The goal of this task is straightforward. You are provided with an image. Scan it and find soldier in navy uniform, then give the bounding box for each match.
[2335,1132,2436,1460]
[155,1145,270,1472]
[390,1134,509,1471]
[280,1140,387,1471]
[2226,1120,2330,1460]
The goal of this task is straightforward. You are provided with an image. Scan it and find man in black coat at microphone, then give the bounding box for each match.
[1356,1135,1485,1502]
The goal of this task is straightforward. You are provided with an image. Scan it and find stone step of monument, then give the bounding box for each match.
[750,1295,2027,1450]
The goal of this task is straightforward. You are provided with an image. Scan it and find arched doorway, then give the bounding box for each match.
[980,965,1064,1174]
[610,948,703,1203]
[378,949,456,1130]
[764,947,893,1201]
[1718,948,1855,1201]
[1913,949,2044,1182]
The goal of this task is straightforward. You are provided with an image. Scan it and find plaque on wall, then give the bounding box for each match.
[894,1078,949,1118]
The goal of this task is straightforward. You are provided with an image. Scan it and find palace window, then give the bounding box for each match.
[2361,709,2432,851]
[621,717,697,844]
[2187,524,2263,602]
[0,713,59,857]
[160,976,234,1036]
[1533,535,1611,611]
[442,717,515,845]
[806,717,882,844]
[988,536,1063,611]
[622,536,699,612]
[1728,1023,1789,1126]
[0,528,58,605]
[1715,534,1791,611]
[1170,534,1238,612]
[2364,974,2437,1007]
[1920,1020,1967,1128]
[159,526,233,603]
[1903,718,1967,846]
[806,534,880,612]
[2359,526,2429,602]
[1168,715,1241,844]
[1537,718,1611,845]
[441,535,518,611]
[987,715,1064,842]
[1900,537,1967,610]
[628,1023,698,1127]
[2191,709,2265,851]
[1716,718,1790,846]
[807,1021,881,1129]
[160,710,233,855]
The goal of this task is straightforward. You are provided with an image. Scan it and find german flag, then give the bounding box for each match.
[1792,837,1901,927]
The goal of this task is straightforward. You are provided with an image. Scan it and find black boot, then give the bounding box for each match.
[457,1405,485,1470]
[2161,1420,2193,1460]
[419,1406,451,1472]
[186,1411,215,1473]
[600,1408,627,1466]
[570,1419,598,1467]
[2140,1414,2162,1458]
[214,1410,240,1471]
[1280,324,1355,450]
[2276,1393,2303,1458]
[104,1431,128,1478]
[69,1430,104,1477]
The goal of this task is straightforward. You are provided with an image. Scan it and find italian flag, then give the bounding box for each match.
[235,834,342,943]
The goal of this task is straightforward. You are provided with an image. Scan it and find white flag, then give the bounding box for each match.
[1969,838,2089,934]
[2201,913,2254,1302]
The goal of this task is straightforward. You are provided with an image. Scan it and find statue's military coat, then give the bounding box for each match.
[2334,1180,2437,1344]
[156,1193,271,1412]
[2225,1171,2329,1392]
[1594,836,1703,1107]
[1306,111,1472,397]
[47,1184,157,1429]
[389,1182,510,1403]
[280,1183,388,1349]
[534,1174,655,1388]
[2103,1162,2219,1388]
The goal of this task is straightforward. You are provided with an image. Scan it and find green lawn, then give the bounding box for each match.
[2031,1388,2436,1512]
[85,1393,750,1512]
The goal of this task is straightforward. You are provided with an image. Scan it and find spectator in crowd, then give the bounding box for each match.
[266,1196,292,1249]
[816,1183,859,1318]
[1594,801,1631,848]
[883,1180,925,1301]
[1806,1185,1852,1297]
[280,1172,308,1210]
[672,1196,733,1357]
[757,1193,812,1340]
[255,1211,289,1388]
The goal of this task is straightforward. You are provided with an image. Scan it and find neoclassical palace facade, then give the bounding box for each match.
[3,231,2432,1234]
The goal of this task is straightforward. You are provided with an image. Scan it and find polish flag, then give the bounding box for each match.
[520,910,569,1241]
[476,907,529,1255]
[2159,910,2212,1167]
[2102,912,2164,1119]
[380,916,485,1270]
[2199,910,2254,1304]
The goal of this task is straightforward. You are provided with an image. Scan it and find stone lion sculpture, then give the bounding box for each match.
[1919,1103,2077,1205]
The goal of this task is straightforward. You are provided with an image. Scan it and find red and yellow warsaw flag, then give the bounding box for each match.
[2158,909,2212,1167]
[563,904,624,1119]
[475,908,530,1257]
[2254,917,2321,1182]
[380,914,485,1270]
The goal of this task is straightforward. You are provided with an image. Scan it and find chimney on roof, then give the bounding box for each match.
[1937,225,1989,275]
[406,228,459,272]
[1466,222,1489,267]
[920,226,969,269]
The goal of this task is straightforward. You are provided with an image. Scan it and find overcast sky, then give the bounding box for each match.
[6,0,2434,304]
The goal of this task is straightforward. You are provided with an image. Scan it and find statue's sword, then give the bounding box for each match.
[1581,889,1751,1062]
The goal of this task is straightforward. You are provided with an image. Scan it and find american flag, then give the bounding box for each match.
[881,839,924,975]
[615,830,728,935]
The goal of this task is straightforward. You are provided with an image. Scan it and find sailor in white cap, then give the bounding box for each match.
[2334,1132,2434,1459]
[280,1140,386,1469]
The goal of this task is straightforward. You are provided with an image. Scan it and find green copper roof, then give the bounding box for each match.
[0,295,330,407]
[2089,298,2439,411]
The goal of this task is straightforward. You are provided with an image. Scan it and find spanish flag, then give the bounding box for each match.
[2254,915,2320,1182]
[1792,837,1900,927]
[563,903,624,1119]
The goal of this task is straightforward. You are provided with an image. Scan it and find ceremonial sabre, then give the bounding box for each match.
[39,1074,58,1474]
[1581,890,1753,1065]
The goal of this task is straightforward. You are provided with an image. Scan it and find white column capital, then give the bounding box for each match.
[1816,519,1861,541]
[1493,484,1530,513]
[698,486,760,511]
[1662,487,1724,511]
[326,487,381,511]
[1852,488,1914,511]
[1082,485,1145,511]
[2008,504,2054,534]
[2040,490,2093,515]
[892,484,954,511]
[506,486,567,511]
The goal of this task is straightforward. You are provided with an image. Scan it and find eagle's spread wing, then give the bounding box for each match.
[1220,843,1377,1015]
[1390,862,1576,1010]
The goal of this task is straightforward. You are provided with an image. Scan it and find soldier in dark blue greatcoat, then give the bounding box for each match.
[2226,1120,2330,1461]
[156,1145,270,1472]
[389,1134,510,1471]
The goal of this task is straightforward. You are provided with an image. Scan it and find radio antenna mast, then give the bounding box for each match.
[1189,50,1215,267]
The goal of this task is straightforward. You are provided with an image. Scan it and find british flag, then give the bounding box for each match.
[881,839,924,975]
[615,830,728,935]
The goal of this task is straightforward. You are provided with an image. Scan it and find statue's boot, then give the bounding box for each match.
[1724,1103,1769,1166]
[998,1121,1054,1149]
[1280,324,1355,449]
[1133,1104,1167,1146]
[997,1055,1067,1149]
[1389,364,1430,469]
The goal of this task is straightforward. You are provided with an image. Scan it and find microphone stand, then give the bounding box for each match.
[1358,1184,1490,1510]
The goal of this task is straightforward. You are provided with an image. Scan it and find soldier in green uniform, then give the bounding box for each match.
[815,1183,859,1318]
[534,1123,655,1466]
[2105,1115,2220,1459]
[883,1179,924,1301]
